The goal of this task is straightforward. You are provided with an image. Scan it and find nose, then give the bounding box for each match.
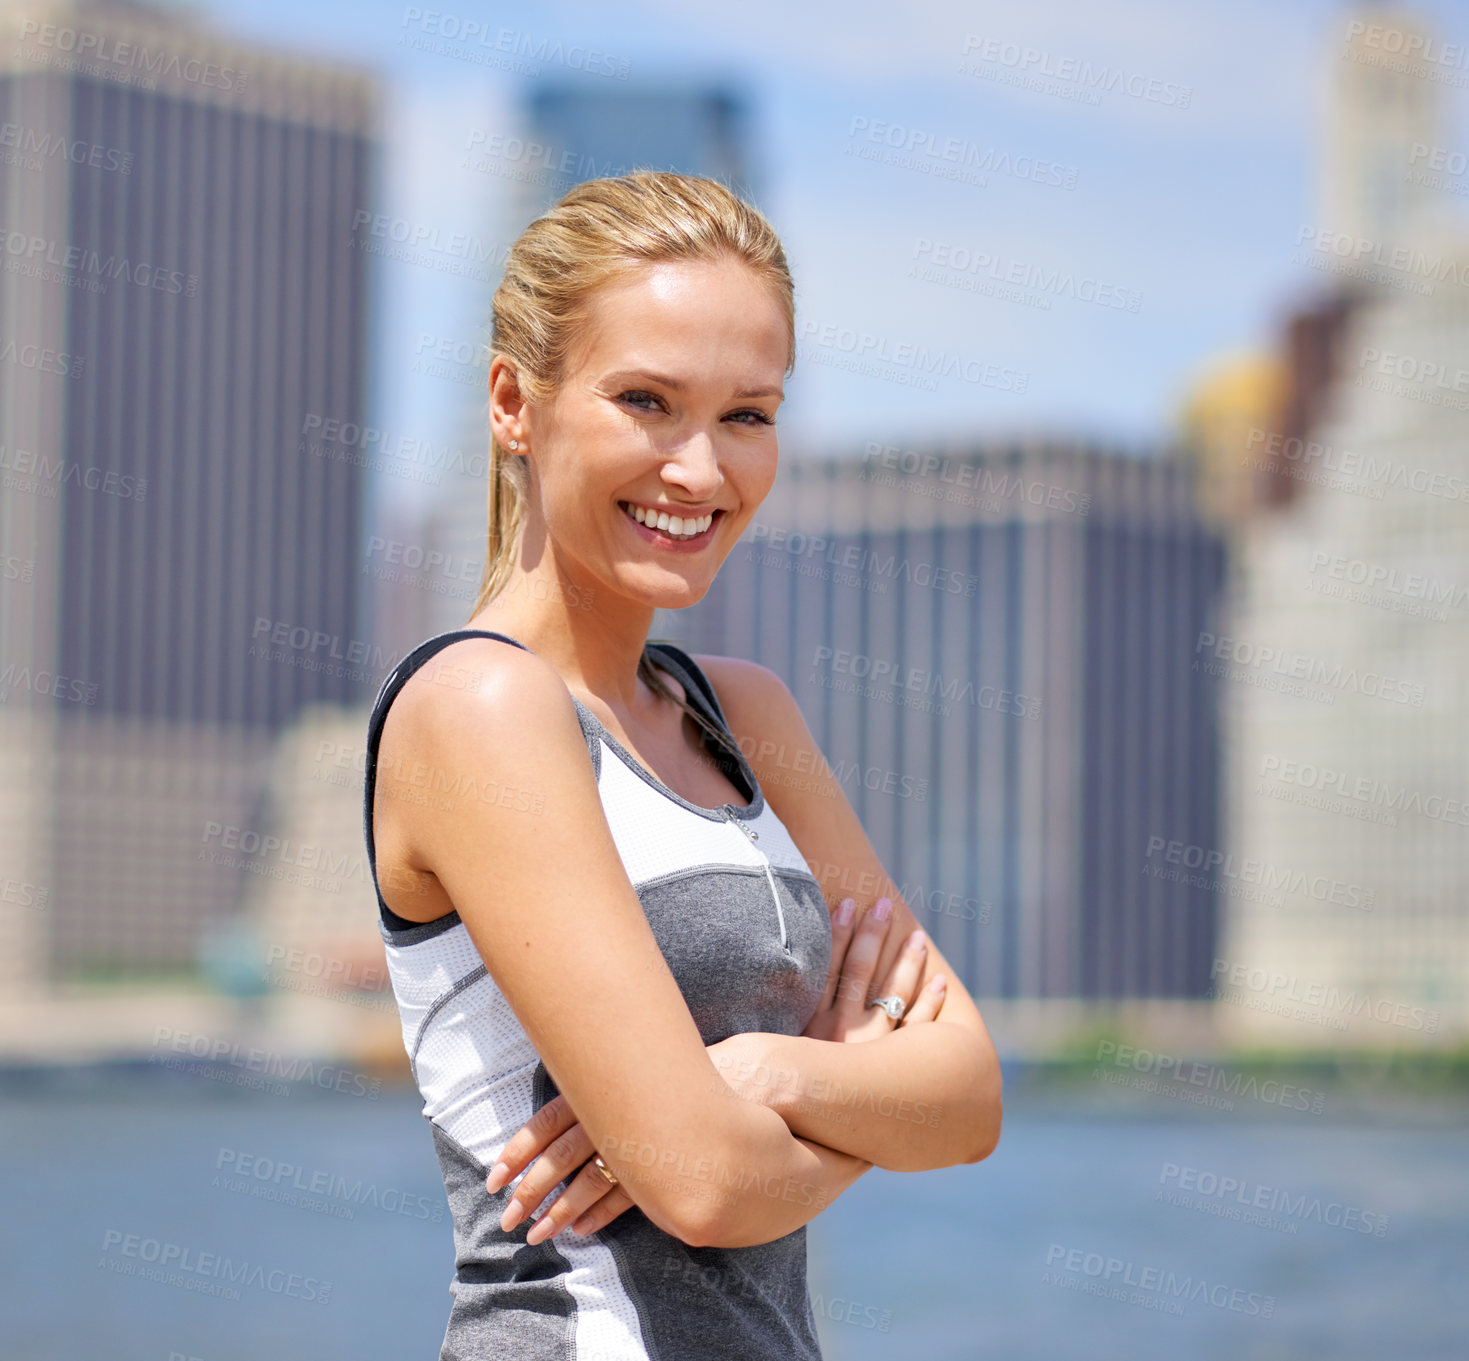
[659,429,723,501]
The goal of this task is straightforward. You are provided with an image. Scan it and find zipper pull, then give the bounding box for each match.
[725,807,788,953]
[725,807,759,841]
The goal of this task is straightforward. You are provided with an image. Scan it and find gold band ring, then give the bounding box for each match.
[592,1154,619,1188]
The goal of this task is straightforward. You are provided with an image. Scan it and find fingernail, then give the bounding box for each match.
[502,1197,524,1230]
[485,1162,510,1194]
[874,897,892,921]
[526,1217,551,1245]
[907,930,926,950]
[929,974,947,990]
[837,898,855,925]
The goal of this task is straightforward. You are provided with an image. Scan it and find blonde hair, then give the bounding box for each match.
[469,169,795,761]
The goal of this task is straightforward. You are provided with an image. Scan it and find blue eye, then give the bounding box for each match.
[616,391,775,425]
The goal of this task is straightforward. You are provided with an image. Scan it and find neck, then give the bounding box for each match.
[468,546,663,718]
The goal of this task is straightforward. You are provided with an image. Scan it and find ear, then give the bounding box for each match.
[489,356,530,449]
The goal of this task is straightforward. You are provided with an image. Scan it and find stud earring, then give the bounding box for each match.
[508,439,520,451]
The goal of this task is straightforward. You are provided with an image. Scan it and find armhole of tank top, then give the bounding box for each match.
[367,628,546,941]
[645,640,758,805]
[568,696,603,780]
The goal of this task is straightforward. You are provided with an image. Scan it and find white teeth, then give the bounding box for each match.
[621,503,714,539]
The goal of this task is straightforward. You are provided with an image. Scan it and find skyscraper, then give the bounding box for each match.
[662,441,1228,1002]
[1320,4,1440,255]
[517,81,755,218]
[1217,3,1469,1043]
[0,0,380,977]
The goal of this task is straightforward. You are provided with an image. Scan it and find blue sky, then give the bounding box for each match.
[178,0,1469,509]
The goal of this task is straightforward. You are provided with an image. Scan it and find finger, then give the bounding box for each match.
[570,1182,637,1238]
[500,1121,595,1231]
[900,972,948,1027]
[486,1093,577,1194]
[833,897,895,1019]
[819,898,858,1011]
[525,1158,624,1245]
[872,929,928,1022]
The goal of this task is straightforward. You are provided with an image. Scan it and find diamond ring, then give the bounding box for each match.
[868,995,906,1021]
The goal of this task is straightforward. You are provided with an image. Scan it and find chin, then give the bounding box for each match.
[618,570,715,612]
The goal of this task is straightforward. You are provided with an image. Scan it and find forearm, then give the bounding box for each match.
[753,1023,1002,1172]
[603,1098,870,1249]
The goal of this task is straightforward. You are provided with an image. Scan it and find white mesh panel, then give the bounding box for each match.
[382,920,486,1056]
[597,748,765,882]
[431,1054,538,1162]
[558,1238,654,1360]
[416,974,540,1118]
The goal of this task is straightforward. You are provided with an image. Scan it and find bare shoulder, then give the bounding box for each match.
[389,635,574,747]
[378,636,589,820]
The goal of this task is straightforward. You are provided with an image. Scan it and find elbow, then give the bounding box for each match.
[663,1199,731,1250]
[630,1175,730,1249]
[624,1102,792,1248]
[960,1066,1004,1164]
[652,1128,787,1250]
[960,1100,1002,1164]
[625,1131,756,1250]
[682,1199,786,1251]
[955,1047,1003,1165]
[878,1040,1004,1172]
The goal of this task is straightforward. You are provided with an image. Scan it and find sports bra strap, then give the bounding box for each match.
[645,640,729,729]
[364,629,534,936]
[364,630,751,935]
[644,640,756,802]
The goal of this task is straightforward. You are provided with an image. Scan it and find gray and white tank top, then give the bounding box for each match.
[362,628,834,1360]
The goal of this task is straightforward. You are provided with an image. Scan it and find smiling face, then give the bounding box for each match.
[512,254,789,611]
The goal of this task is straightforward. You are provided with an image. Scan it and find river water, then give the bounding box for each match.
[3,1065,1463,1359]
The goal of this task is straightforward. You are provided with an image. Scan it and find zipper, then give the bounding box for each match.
[722,804,790,953]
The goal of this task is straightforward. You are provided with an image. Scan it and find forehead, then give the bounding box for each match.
[567,257,790,379]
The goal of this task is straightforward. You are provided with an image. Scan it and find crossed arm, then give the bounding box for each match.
[706,652,1002,1171]
[487,656,1002,1245]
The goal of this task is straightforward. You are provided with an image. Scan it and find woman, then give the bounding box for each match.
[363,170,1002,1359]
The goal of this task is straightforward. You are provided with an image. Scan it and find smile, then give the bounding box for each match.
[618,501,721,544]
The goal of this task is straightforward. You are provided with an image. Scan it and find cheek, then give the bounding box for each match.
[746,448,781,503]
[538,433,633,526]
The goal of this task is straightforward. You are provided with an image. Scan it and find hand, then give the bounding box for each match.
[486,1031,787,1239]
[801,897,947,1044]
[483,1092,635,1244]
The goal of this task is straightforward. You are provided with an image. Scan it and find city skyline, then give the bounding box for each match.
[1,0,382,976]
[179,0,1469,527]
[2,0,1463,1039]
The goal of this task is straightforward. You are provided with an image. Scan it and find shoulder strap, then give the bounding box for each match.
[645,640,757,802]
[645,639,730,731]
[363,629,533,934]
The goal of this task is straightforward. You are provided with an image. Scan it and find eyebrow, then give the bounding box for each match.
[601,369,783,401]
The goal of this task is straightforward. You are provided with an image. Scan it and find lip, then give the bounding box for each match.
[618,501,723,553]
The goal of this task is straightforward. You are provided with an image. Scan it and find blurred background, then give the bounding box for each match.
[2,0,1466,1356]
